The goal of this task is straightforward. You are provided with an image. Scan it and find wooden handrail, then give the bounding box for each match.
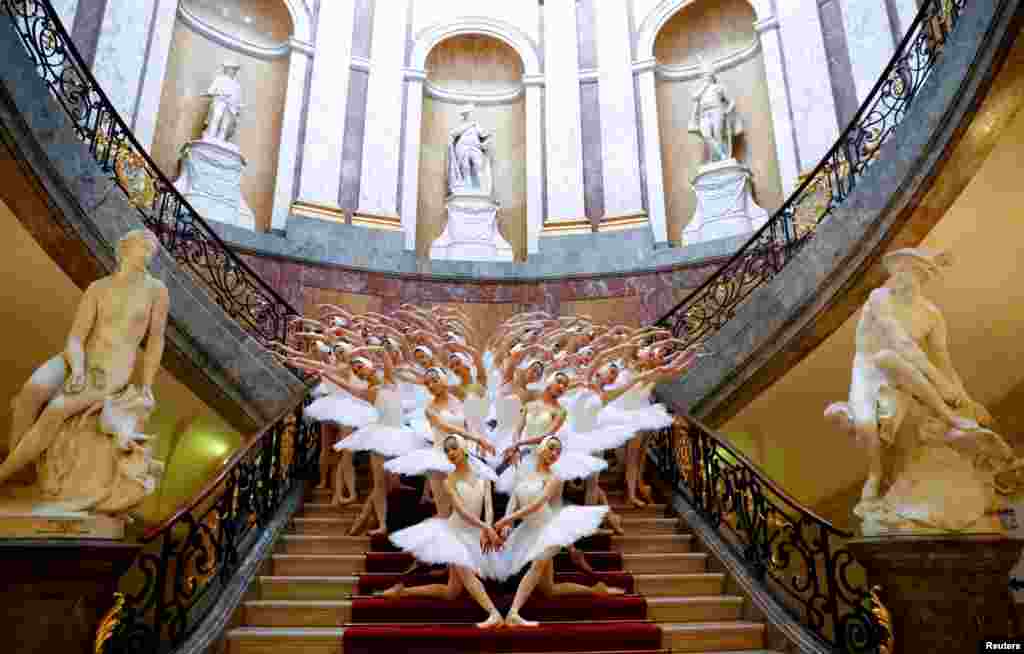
[141,392,309,542]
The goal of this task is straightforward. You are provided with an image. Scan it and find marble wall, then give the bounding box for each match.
[654,0,784,245]
[240,251,724,336]
[149,17,290,233]
[91,0,156,122]
[411,1,541,47]
[417,36,527,259]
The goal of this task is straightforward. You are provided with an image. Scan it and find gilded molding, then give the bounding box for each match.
[290,200,347,223]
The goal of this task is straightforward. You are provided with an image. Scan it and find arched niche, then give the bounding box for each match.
[414,34,529,260]
[149,0,299,232]
[653,0,784,245]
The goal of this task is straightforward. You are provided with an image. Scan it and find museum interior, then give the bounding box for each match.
[1,0,1023,652]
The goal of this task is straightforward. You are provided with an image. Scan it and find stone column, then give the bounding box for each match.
[594,0,644,221]
[399,69,426,251]
[777,0,840,170]
[132,0,176,150]
[357,3,409,221]
[542,0,586,226]
[754,16,800,194]
[848,535,1023,653]
[297,0,356,210]
[840,0,897,103]
[525,76,544,255]
[270,44,312,231]
[635,59,668,245]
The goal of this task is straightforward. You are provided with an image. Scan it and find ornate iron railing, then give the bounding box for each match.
[649,416,885,654]
[1,0,301,351]
[103,396,320,654]
[654,0,966,345]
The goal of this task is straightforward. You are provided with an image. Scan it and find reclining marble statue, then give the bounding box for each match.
[0,229,168,537]
[826,248,1020,535]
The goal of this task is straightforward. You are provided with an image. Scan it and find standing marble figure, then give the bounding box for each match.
[202,61,244,143]
[448,104,494,197]
[688,62,742,164]
[1,229,169,488]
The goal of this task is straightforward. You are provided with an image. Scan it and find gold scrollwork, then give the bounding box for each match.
[94,592,125,654]
[870,585,895,654]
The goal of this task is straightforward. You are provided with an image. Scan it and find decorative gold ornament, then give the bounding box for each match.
[870,585,894,654]
[115,150,157,210]
[94,592,125,654]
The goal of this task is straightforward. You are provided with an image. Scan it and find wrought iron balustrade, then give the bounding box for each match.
[654,0,967,348]
[1,0,302,353]
[100,397,320,654]
[649,416,886,653]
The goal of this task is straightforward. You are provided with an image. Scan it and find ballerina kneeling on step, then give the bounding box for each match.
[383,434,506,629]
[496,435,625,627]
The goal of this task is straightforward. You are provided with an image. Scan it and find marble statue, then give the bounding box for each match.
[826,248,1020,535]
[688,61,742,164]
[447,104,494,197]
[0,229,168,535]
[175,61,255,229]
[202,61,244,143]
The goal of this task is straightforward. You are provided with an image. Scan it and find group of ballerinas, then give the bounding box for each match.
[272,305,698,628]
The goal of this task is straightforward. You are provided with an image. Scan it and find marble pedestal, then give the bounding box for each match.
[174,139,256,230]
[430,194,514,262]
[848,535,1023,653]
[682,159,768,245]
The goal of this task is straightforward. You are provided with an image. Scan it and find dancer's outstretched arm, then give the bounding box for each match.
[427,408,496,455]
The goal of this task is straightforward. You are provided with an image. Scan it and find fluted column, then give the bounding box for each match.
[270,44,313,231]
[399,69,426,251]
[635,59,668,245]
[133,0,176,150]
[542,0,586,227]
[754,16,800,193]
[525,76,544,254]
[297,0,356,210]
[594,0,644,220]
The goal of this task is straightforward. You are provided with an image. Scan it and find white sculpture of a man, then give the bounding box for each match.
[826,248,1017,531]
[688,61,742,164]
[1,229,170,487]
[202,61,244,143]
[447,104,494,197]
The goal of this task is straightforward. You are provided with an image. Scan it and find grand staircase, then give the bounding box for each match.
[224,467,772,654]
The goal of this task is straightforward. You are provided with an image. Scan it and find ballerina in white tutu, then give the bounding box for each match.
[382,434,505,629]
[495,435,623,627]
[385,368,496,518]
[590,338,699,508]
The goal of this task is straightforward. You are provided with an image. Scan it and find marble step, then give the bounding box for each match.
[622,553,709,574]
[257,572,726,601]
[607,534,693,554]
[225,623,765,654]
[661,622,765,652]
[241,595,743,628]
[300,502,368,517]
[606,503,667,517]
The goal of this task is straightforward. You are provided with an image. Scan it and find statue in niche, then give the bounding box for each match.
[688,60,742,165]
[825,248,1021,534]
[0,229,168,521]
[447,104,495,198]
[202,61,244,143]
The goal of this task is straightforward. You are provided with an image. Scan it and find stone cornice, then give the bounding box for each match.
[178,4,309,61]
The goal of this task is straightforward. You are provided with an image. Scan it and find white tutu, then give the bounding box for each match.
[550,451,608,481]
[559,391,636,454]
[496,451,537,495]
[305,393,379,427]
[468,456,498,482]
[496,504,608,580]
[384,446,455,476]
[598,403,674,432]
[311,379,341,398]
[333,424,425,457]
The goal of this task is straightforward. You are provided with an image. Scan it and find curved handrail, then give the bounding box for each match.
[140,396,308,542]
[650,411,876,653]
[1,0,302,352]
[112,393,320,654]
[654,0,965,347]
